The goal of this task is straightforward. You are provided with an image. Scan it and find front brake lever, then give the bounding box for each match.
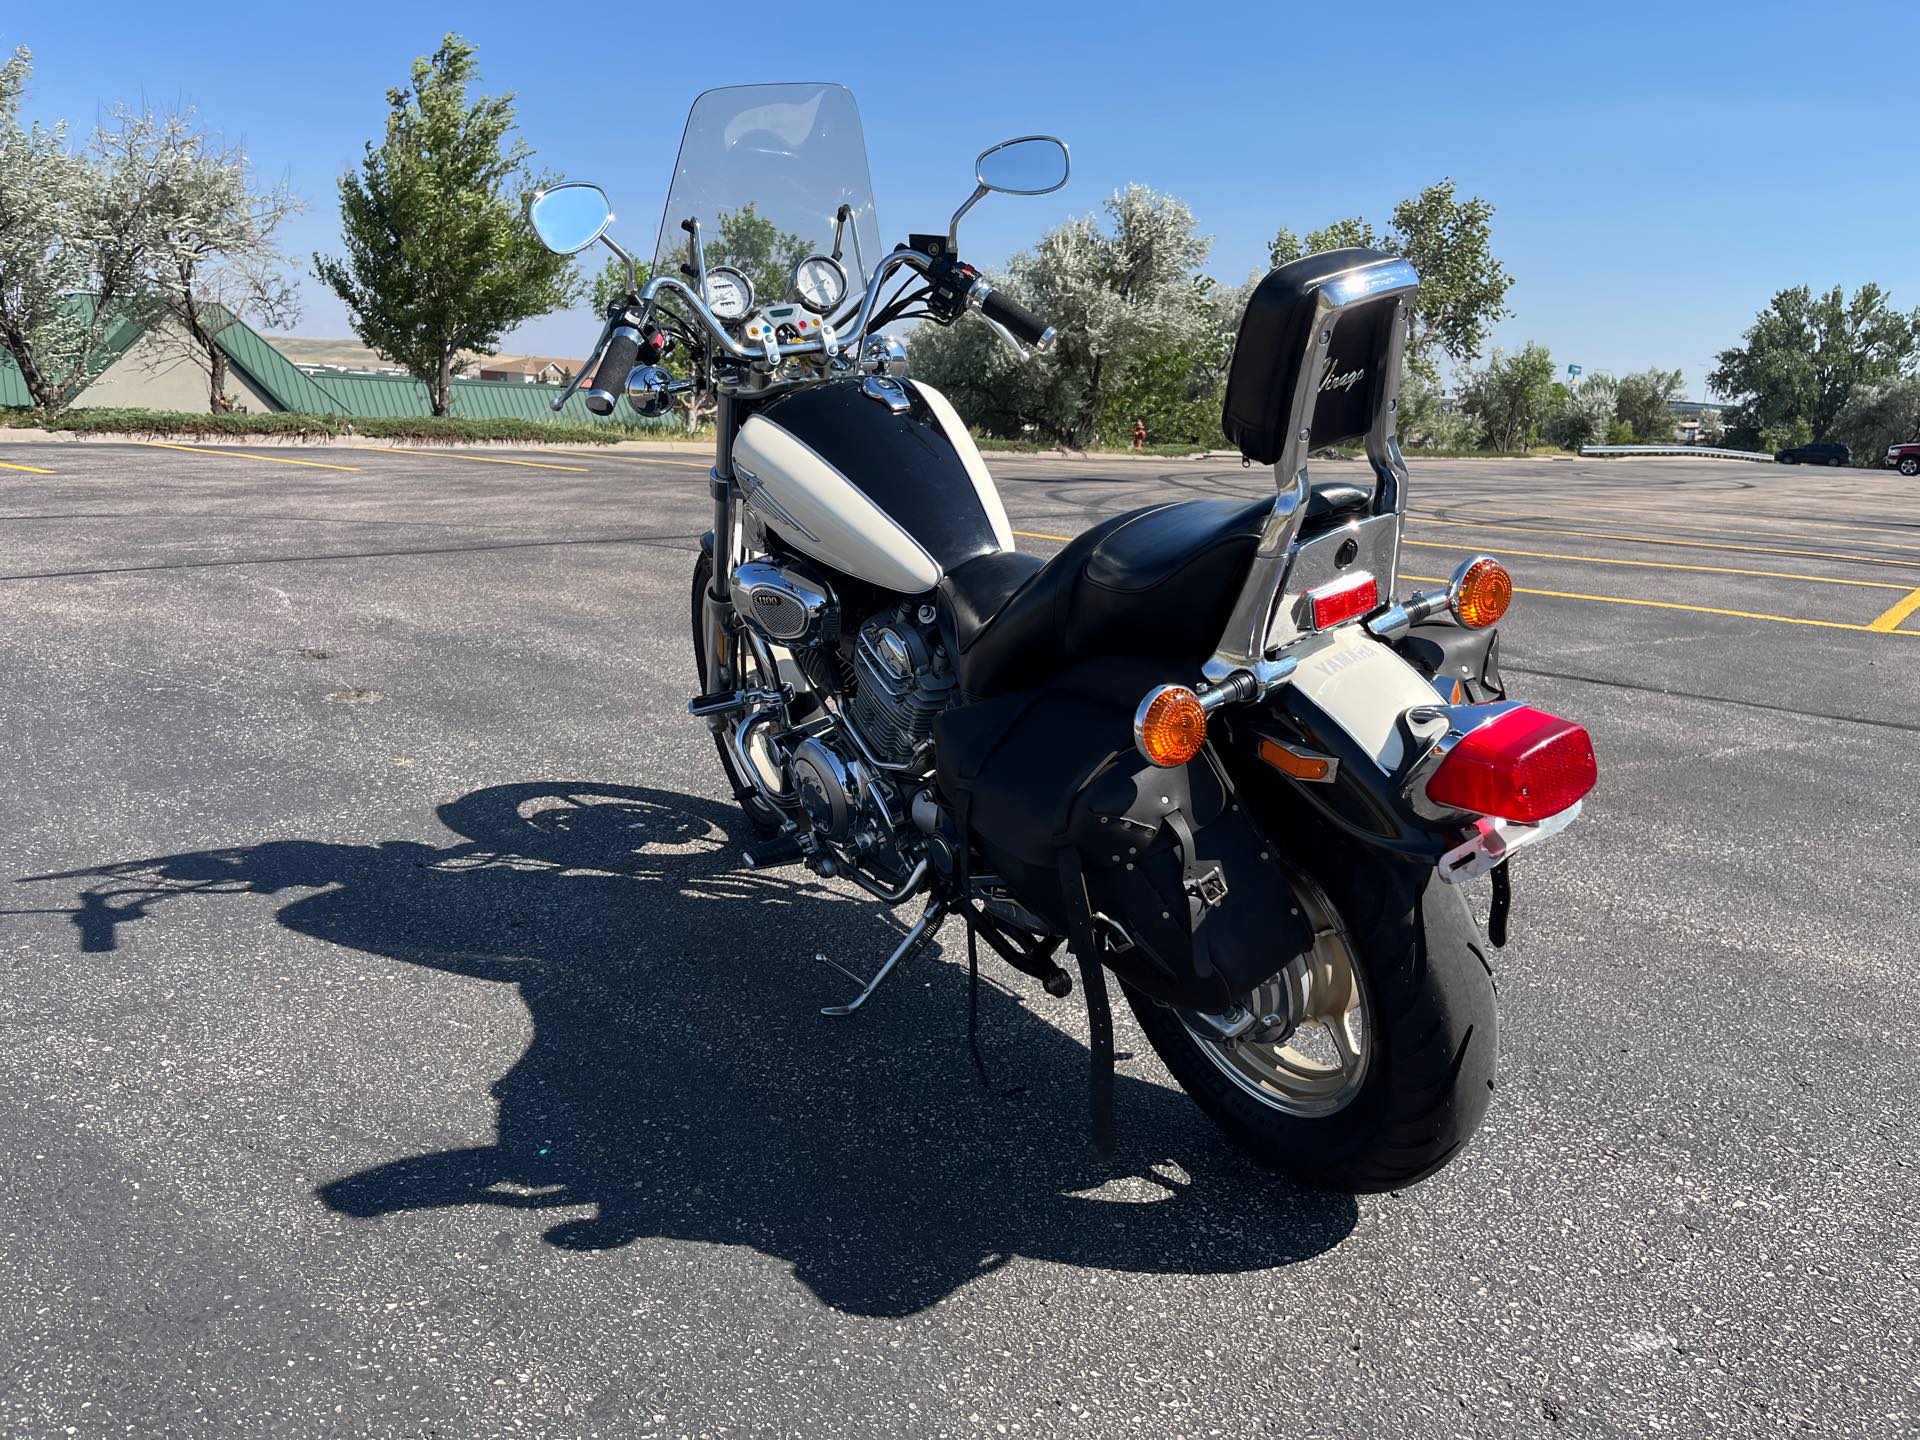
[978,312,1034,361]
[552,314,617,412]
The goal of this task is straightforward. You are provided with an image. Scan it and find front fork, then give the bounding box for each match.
[703,391,743,694]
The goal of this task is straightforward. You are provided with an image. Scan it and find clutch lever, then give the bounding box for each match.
[552,314,616,412]
[977,311,1036,360]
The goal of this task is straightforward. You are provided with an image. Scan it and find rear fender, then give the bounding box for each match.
[1222,627,1469,859]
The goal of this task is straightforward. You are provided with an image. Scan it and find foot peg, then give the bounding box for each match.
[819,899,946,1016]
[741,832,805,869]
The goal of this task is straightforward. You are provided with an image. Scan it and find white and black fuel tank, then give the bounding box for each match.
[729,376,1015,595]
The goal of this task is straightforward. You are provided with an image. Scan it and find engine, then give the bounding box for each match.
[732,562,956,876]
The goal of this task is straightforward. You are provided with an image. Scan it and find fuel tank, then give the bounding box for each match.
[729,377,1014,595]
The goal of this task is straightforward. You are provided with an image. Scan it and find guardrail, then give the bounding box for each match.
[1580,444,1772,462]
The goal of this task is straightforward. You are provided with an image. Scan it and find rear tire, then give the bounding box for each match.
[1125,837,1497,1193]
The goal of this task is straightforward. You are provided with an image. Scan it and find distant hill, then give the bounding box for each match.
[262,336,397,371]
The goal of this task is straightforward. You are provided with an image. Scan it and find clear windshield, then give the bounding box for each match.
[652,84,881,313]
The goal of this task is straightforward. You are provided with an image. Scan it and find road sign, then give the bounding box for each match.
[1567,364,1583,378]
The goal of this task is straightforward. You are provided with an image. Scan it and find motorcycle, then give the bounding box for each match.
[527,83,1597,1192]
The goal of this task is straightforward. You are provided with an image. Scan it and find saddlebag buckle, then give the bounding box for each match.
[1186,865,1230,908]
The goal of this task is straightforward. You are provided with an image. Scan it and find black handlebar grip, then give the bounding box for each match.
[584,324,641,416]
[978,285,1054,350]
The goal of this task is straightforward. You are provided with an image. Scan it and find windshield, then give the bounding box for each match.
[652,84,881,313]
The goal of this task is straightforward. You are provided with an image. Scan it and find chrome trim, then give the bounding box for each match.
[859,375,912,414]
[860,335,909,377]
[733,463,820,544]
[833,857,932,908]
[1400,700,1524,822]
[1202,255,1419,687]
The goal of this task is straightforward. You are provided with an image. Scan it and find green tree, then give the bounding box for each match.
[1460,342,1556,451]
[313,34,578,417]
[102,108,302,412]
[702,203,809,310]
[1270,180,1513,380]
[0,48,159,410]
[1544,372,1619,451]
[1832,375,1920,461]
[1708,284,1920,448]
[911,184,1219,448]
[1614,367,1685,443]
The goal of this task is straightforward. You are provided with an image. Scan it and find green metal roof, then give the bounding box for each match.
[3,301,661,426]
[0,299,145,407]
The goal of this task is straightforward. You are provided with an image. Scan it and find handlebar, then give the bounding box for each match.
[970,281,1054,351]
[584,324,642,416]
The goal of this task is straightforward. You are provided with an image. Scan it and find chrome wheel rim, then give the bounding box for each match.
[1184,871,1371,1118]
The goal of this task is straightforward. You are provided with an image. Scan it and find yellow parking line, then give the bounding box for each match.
[1014,528,1074,543]
[1401,538,1914,591]
[1408,515,1919,572]
[1463,503,1920,555]
[383,448,589,473]
[143,442,358,473]
[544,448,712,469]
[1401,572,1919,636]
[1868,587,1920,633]
[0,459,56,474]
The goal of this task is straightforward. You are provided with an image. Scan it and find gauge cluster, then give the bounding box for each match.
[791,255,847,314]
[702,266,754,322]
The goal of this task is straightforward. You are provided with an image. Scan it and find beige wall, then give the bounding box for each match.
[78,320,280,413]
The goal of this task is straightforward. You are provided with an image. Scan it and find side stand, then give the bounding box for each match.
[819,897,947,1017]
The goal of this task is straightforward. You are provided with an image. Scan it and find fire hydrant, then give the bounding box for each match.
[1132,419,1147,451]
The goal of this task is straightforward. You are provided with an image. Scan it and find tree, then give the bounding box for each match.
[1544,372,1618,451]
[1269,180,1512,380]
[1832,375,1920,461]
[101,109,301,412]
[1708,284,1920,448]
[0,48,154,410]
[1695,406,1725,446]
[912,184,1219,448]
[1460,342,1556,451]
[1613,367,1685,443]
[314,34,578,417]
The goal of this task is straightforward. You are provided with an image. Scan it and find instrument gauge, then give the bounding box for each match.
[791,254,848,315]
[703,266,754,323]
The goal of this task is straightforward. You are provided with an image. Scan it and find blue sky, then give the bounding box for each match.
[9,2,1917,398]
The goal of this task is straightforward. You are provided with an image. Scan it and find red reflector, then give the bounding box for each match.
[1425,706,1597,823]
[1307,572,1379,630]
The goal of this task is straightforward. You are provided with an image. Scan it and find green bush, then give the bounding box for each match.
[0,405,688,445]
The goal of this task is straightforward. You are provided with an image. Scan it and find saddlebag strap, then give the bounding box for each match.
[1076,950,1116,1156]
[1057,844,1116,1155]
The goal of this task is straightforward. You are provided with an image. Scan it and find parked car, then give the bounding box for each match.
[1775,440,1851,466]
[1884,441,1920,476]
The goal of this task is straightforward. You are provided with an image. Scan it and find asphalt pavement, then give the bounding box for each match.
[1,439,1916,1438]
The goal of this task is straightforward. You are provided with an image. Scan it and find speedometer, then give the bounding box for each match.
[790,254,847,315]
[703,266,754,322]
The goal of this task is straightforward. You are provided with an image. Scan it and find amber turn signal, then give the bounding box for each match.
[1450,556,1512,629]
[1134,685,1208,768]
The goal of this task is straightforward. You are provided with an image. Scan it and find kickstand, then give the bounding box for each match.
[819,897,946,1017]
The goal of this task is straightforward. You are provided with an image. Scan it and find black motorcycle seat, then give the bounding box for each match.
[936,481,1367,700]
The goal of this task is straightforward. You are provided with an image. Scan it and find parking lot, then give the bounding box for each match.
[2,438,1917,1437]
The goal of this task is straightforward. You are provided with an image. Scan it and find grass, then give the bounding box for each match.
[0,405,694,446]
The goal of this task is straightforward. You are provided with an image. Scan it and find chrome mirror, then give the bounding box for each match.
[528,183,614,255]
[975,136,1070,196]
[949,136,1070,252]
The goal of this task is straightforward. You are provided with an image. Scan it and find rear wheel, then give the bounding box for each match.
[690,553,782,835]
[1124,835,1497,1193]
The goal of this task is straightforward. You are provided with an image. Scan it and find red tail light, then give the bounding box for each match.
[1306,572,1379,630]
[1425,706,1597,822]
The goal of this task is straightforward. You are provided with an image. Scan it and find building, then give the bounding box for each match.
[473,355,586,385]
[0,304,636,426]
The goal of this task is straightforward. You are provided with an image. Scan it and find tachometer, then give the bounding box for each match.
[703,266,754,322]
[790,254,847,315]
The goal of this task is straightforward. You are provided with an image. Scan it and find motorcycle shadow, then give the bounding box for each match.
[42,780,1357,1317]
